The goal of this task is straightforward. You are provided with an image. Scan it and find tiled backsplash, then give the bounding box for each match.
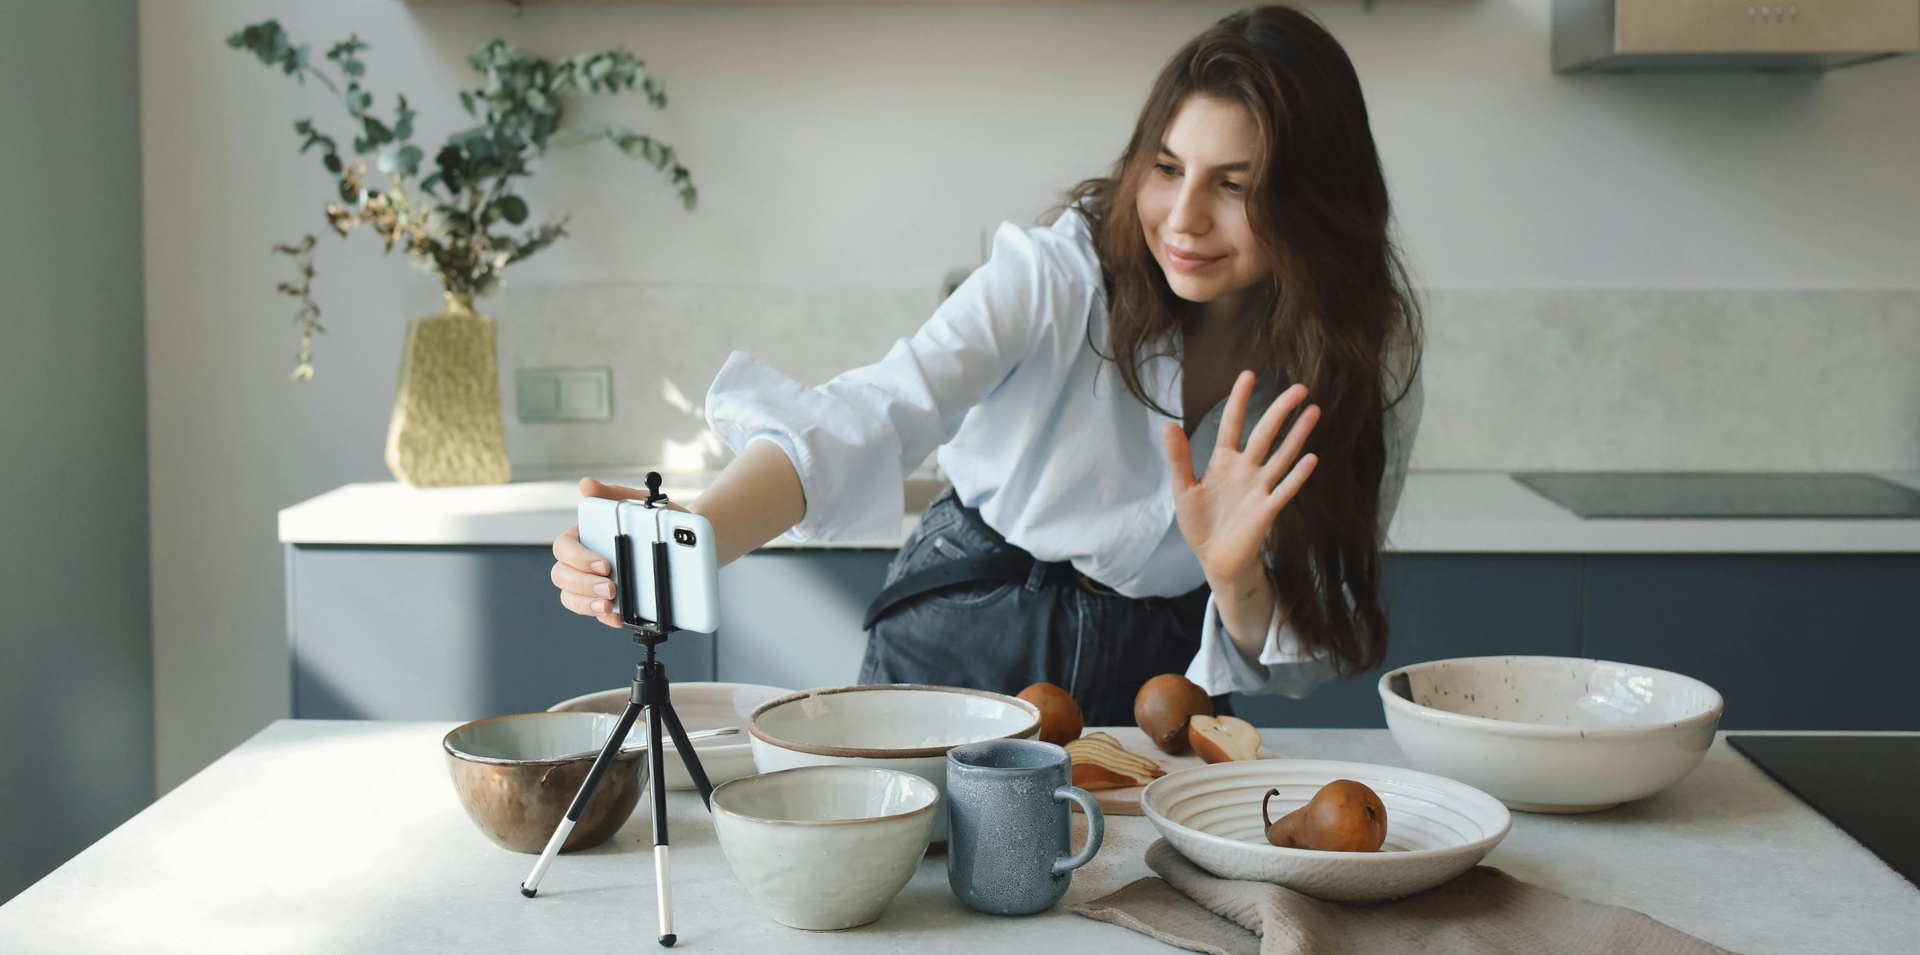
[1417,290,1920,472]
[451,284,1920,474]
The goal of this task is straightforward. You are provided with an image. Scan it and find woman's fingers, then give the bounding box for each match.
[1244,383,1308,465]
[551,559,614,601]
[1163,422,1198,494]
[559,588,619,619]
[1261,402,1321,487]
[578,476,653,502]
[1265,453,1319,514]
[1214,370,1257,454]
[556,500,629,629]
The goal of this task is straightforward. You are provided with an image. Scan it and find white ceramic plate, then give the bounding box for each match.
[1380,656,1722,813]
[1141,759,1511,903]
[550,682,791,790]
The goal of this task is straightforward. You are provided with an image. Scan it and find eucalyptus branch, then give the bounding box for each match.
[231,20,699,373]
[272,235,323,381]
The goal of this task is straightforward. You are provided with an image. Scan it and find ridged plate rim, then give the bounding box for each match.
[1141,758,1513,866]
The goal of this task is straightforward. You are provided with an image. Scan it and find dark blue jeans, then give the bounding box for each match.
[860,489,1219,727]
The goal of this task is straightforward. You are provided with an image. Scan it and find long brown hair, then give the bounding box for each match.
[1051,5,1421,675]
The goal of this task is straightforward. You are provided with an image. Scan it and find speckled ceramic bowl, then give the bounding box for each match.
[711,765,939,931]
[1380,655,1723,813]
[1142,759,1511,903]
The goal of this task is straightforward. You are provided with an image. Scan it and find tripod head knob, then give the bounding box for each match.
[644,470,667,506]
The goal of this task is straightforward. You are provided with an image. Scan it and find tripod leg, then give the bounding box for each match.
[648,702,676,947]
[658,703,716,809]
[521,700,642,898]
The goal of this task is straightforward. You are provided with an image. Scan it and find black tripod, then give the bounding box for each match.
[521,474,715,948]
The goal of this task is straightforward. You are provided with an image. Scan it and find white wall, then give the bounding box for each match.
[142,0,1920,791]
[2,0,149,901]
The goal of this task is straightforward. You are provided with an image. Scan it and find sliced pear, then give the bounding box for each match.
[1065,731,1166,789]
[1188,714,1262,763]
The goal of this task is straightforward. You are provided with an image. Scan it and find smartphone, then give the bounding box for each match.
[578,498,721,634]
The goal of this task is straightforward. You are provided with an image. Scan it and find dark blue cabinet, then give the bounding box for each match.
[286,545,714,720]
[1229,555,1583,729]
[288,544,1917,730]
[1579,555,1920,730]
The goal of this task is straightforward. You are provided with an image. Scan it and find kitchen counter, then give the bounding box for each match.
[280,469,1920,553]
[3,722,1915,954]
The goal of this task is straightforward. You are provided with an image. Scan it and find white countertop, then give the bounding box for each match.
[279,469,1920,553]
[2,721,1914,954]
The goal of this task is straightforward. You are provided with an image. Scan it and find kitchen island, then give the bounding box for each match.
[2,721,1914,954]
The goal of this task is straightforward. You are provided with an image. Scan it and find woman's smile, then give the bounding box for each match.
[1164,245,1226,272]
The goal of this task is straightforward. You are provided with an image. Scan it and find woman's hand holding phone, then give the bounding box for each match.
[550,477,686,628]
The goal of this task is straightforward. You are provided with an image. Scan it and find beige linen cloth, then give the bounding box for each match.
[1073,841,1740,955]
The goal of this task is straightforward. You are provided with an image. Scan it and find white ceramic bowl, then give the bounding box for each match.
[711,766,939,931]
[1141,759,1511,903]
[747,685,1041,843]
[1380,655,1724,813]
[550,682,791,790]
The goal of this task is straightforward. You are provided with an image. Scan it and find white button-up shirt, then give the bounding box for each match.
[704,206,1422,698]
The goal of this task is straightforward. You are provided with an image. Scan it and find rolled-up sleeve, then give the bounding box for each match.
[704,220,1058,542]
[1185,342,1425,698]
[1186,594,1339,698]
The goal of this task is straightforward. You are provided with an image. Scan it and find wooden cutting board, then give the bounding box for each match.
[1069,725,1279,817]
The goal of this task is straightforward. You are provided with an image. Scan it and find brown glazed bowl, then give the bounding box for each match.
[443,712,647,853]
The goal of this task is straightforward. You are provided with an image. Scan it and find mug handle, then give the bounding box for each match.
[1050,785,1105,878]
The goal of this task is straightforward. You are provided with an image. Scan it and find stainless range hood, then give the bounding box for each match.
[1553,0,1920,72]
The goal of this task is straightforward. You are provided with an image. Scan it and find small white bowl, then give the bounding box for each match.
[1380,655,1723,813]
[1141,759,1511,903]
[550,682,790,790]
[711,766,939,931]
[747,685,1041,843]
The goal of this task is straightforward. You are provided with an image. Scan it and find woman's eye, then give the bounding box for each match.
[1222,181,1245,195]
[1154,163,1180,177]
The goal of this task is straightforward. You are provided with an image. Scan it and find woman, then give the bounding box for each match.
[549,6,1423,726]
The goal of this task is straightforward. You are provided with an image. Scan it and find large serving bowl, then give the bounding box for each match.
[443,712,646,853]
[1380,655,1723,813]
[550,682,791,790]
[1142,759,1511,903]
[747,685,1041,843]
[711,766,939,931]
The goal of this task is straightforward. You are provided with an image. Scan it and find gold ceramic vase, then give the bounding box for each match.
[383,292,512,487]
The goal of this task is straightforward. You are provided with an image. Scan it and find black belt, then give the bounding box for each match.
[862,549,1123,631]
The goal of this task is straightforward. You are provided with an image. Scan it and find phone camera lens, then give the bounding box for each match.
[673,528,696,546]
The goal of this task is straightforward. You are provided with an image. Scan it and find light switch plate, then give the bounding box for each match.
[516,366,612,423]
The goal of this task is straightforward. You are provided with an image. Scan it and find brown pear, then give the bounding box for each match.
[1134,674,1214,754]
[1018,682,1084,746]
[1261,780,1388,852]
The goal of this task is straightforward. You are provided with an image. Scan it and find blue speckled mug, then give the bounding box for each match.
[946,738,1105,915]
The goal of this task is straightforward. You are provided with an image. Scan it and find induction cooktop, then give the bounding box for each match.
[1512,472,1920,519]
[1728,735,1920,885]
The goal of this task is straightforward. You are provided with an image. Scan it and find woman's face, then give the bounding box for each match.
[1137,94,1271,310]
